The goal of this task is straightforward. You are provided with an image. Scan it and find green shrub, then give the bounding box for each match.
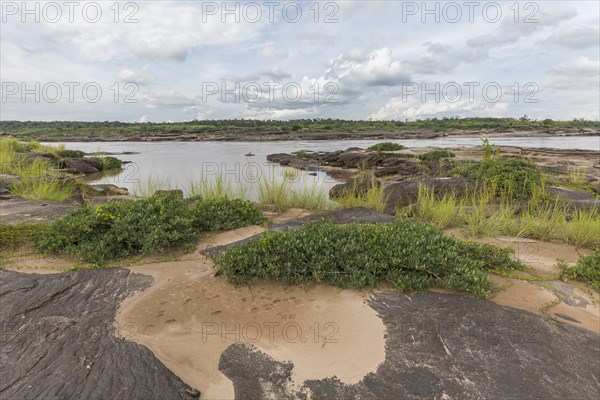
[458,157,544,200]
[560,249,600,291]
[191,198,266,231]
[214,219,524,298]
[57,149,85,158]
[0,223,47,253]
[418,150,456,162]
[91,156,122,170]
[292,150,319,159]
[367,142,404,152]
[34,194,265,264]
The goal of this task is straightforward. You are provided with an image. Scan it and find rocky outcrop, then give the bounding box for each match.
[266,153,319,170]
[0,269,201,400]
[383,177,473,213]
[0,198,77,224]
[219,292,600,399]
[60,157,102,174]
[329,176,380,198]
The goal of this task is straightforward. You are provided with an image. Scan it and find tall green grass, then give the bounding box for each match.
[258,177,331,211]
[10,178,75,202]
[1,138,76,201]
[408,184,600,248]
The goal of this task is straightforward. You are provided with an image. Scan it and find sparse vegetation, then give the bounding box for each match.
[367,142,404,152]
[57,149,85,158]
[560,250,600,291]
[292,150,319,159]
[10,178,75,202]
[408,185,600,248]
[418,150,456,162]
[215,219,524,298]
[258,177,331,211]
[92,156,122,170]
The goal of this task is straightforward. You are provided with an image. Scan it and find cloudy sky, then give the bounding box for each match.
[1,0,599,122]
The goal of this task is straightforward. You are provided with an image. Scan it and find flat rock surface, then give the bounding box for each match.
[0,269,200,400]
[0,198,76,224]
[220,292,600,399]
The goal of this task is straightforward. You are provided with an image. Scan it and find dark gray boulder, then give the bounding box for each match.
[0,269,200,400]
[329,176,380,198]
[383,177,473,213]
[60,157,100,174]
[219,292,600,400]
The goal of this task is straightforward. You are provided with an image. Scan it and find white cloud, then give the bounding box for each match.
[369,97,510,120]
[543,25,600,49]
[325,48,409,87]
[258,45,289,58]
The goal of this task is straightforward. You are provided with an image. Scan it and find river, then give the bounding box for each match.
[56,136,600,197]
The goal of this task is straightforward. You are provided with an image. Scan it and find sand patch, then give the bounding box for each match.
[489,276,600,333]
[116,231,386,399]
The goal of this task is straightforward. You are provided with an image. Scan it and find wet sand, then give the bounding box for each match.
[116,226,386,399]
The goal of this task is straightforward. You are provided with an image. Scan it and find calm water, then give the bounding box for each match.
[56,136,600,197]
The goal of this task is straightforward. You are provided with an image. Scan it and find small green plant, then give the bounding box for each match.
[367,142,404,152]
[215,219,524,298]
[481,138,499,162]
[57,149,85,158]
[560,249,600,291]
[292,150,319,159]
[91,156,122,170]
[10,178,75,202]
[333,173,388,212]
[409,184,460,229]
[258,177,331,211]
[418,150,456,162]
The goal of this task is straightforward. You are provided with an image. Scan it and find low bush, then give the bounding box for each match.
[292,150,319,159]
[457,157,544,200]
[367,142,404,152]
[418,150,456,162]
[57,149,85,158]
[560,250,600,291]
[91,156,122,170]
[191,198,266,231]
[34,193,265,264]
[214,219,524,298]
[0,223,47,253]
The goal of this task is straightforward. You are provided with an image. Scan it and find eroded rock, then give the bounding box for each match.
[219,292,600,399]
[0,269,200,400]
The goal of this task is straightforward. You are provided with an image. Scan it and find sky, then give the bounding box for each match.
[1,0,599,122]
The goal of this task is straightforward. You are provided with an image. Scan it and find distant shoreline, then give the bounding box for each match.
[3,129,599,142]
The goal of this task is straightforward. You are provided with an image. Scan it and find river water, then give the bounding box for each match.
[57,136,600,198]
